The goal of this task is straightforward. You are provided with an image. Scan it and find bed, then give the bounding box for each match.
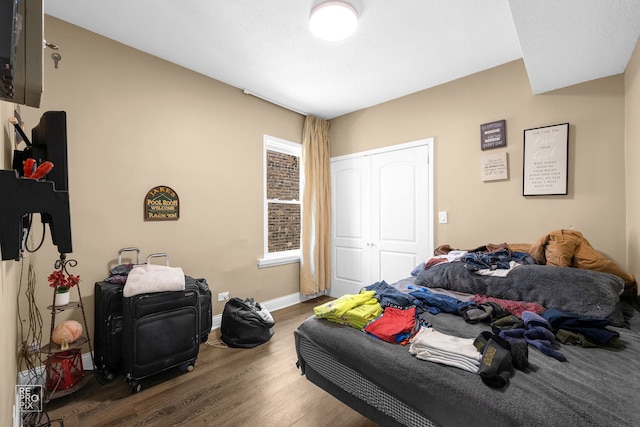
[294,259,640,427]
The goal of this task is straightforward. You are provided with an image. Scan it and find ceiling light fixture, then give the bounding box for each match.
[309,1,358,42]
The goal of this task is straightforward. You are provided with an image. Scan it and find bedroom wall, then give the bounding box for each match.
[625,38,640,295]
[1,102,20,427]
[1,15,303,418]
[330,59,630,272]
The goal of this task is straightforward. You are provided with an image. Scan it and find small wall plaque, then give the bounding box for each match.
[144,185,180,221]
[481,151,508,181]
[480,119,506,150]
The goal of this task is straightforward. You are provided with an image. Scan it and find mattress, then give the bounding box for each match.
[295,287,640,427]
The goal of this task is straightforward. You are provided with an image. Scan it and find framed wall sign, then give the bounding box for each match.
[480,119,506,150]
[481,151,508,181]
[522,123,569,196]
[144,185,180,220]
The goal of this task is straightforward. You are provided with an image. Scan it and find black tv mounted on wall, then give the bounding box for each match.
[0,111,72,260]
[0,0,43,107]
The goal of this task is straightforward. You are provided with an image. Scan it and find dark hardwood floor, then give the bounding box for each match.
[40,296,378,427]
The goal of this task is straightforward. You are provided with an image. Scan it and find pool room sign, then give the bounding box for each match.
[144,186,180,221]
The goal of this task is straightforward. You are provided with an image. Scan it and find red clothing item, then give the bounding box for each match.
[471,295,545,317]
[425,257,448,269]
[364,306,418,344]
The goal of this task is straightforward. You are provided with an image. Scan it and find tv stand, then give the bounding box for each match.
[0,170,72,260]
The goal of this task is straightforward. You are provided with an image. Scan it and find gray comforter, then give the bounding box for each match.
[415,263,626,326]
[295,301,640,427]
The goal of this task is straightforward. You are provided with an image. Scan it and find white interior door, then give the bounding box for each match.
[370,145,430,284]
[330,156,371,297]
[330,140,432,297]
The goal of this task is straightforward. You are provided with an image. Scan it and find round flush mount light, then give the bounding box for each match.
[309,1,358,42]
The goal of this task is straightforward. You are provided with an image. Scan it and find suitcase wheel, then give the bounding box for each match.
[186,364,194,372]
[130,381,142,393]
[96,369,114,385]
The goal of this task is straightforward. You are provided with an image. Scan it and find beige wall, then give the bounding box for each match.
[2,16,303,423]
[625,39,640,292]
[331,59,629,270]
[1,102,19,427]
[25,15,304,328]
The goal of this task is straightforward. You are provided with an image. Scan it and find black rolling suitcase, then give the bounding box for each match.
[94,247,141,384]
[122,254,201,392]
[94,281,124,383]
[188,276,212,342]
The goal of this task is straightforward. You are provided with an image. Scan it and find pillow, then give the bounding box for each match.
[411,262,425,276]
[416,262,625,326]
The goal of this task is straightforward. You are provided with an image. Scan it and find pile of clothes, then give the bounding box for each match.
[314,278,621,389]
[314,229,632,389]
[314,288,425,344]
[313,291,383,330]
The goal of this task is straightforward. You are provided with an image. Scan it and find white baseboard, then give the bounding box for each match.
[18,291,318,383]
[17,366,45,386]
[13,404,19,427]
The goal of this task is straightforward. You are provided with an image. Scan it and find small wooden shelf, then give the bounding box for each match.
[46,301,82,311]
[44,371,94,403]
[41,336,88,355]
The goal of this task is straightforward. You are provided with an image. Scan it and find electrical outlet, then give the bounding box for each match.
[27,342,40,354]
[217,291,230,302]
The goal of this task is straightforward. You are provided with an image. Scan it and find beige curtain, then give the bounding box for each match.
[300,115,331,295]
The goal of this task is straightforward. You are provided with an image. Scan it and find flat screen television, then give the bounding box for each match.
[0,0,43,107]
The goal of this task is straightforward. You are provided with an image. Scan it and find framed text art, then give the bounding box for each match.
[522,123,569,196]
[481,151,508,181]
[480,119,506,150]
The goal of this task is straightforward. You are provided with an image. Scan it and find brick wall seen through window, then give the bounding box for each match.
[266,150,300,253]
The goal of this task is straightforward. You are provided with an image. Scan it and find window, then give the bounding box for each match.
[259,135,302,268]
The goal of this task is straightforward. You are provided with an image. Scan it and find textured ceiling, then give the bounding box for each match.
[44,0,640,119]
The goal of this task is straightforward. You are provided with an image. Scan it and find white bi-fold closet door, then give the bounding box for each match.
[330,140,433,297]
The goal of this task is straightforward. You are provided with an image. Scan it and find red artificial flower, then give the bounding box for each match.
[48,270,80,292]
[67,274,81,287]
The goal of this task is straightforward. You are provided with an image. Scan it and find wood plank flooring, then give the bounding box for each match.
[41,296,378,427]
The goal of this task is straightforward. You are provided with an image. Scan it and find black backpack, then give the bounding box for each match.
[220,297,275,348]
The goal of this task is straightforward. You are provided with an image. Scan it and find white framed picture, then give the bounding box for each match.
[523,123,569,196]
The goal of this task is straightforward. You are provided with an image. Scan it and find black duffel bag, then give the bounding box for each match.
[220,297,275,348]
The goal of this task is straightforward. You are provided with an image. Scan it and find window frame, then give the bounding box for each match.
[258,134,302,268]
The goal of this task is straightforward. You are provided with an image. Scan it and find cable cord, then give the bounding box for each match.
[23,213,47,254]
[17,250,44,385]
[17,250,65,427]
[22,411,64,427]
[204,338,229,349]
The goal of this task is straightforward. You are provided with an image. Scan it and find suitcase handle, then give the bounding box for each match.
[118,247,141,265]
[146,253,170,266]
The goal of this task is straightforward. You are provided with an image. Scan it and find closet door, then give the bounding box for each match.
[330,143,431,297]
[370,145,430,284]
[330,156,371,297]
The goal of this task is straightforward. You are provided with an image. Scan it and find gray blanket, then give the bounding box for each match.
[295,303,640,427]
[415,263,625,326]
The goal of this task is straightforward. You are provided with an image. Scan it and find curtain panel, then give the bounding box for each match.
[300,116,331,295]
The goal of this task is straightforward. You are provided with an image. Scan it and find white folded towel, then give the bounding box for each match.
[123,263,185,297]
[409,327,481,373]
